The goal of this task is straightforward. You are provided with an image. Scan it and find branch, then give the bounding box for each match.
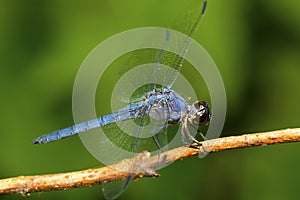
[1,128,300,195]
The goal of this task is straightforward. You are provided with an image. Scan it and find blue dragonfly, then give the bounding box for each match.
[33,0,210,199]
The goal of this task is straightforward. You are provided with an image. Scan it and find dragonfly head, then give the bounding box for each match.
[189,101,211,126]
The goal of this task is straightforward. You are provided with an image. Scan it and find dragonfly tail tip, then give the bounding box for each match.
[32,138,42,144]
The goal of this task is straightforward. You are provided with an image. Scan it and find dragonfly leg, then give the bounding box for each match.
[197,129,207,141]
[151,124,169,136]
[152,135,162,151]
[189,123,208,141]
[152,130,168,165]
[181,118,199,144]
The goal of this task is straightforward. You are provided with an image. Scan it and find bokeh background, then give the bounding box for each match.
[1,0,300,199]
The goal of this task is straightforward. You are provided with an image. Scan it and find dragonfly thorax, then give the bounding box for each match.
[187,101,211,127]
[144,88,189,124]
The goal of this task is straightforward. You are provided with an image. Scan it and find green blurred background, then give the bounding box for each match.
[1,0,300,199]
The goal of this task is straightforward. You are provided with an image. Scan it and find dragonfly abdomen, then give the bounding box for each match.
[32,102,145,144]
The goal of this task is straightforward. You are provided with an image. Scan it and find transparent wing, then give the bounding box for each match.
[102,178,132,200]
[119,0,207,90]
[114,30,171,104]
[102,99,169,199]
[102,1,208,198]
[113,0,207,103]
[160,0,207,88]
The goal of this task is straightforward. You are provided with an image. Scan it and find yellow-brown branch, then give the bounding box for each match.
[1,128,300,195]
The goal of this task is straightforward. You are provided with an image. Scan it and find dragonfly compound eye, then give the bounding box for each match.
[191,101,211,126]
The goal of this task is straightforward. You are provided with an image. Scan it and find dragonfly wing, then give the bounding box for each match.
[160,0,208,88]
[102,1,208,198]
[102,176,132,200]
[102,101,152,199]
[102,95,171,198]
[114,34,169,103]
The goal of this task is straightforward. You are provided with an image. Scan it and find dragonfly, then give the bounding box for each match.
[33,0,210,199]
